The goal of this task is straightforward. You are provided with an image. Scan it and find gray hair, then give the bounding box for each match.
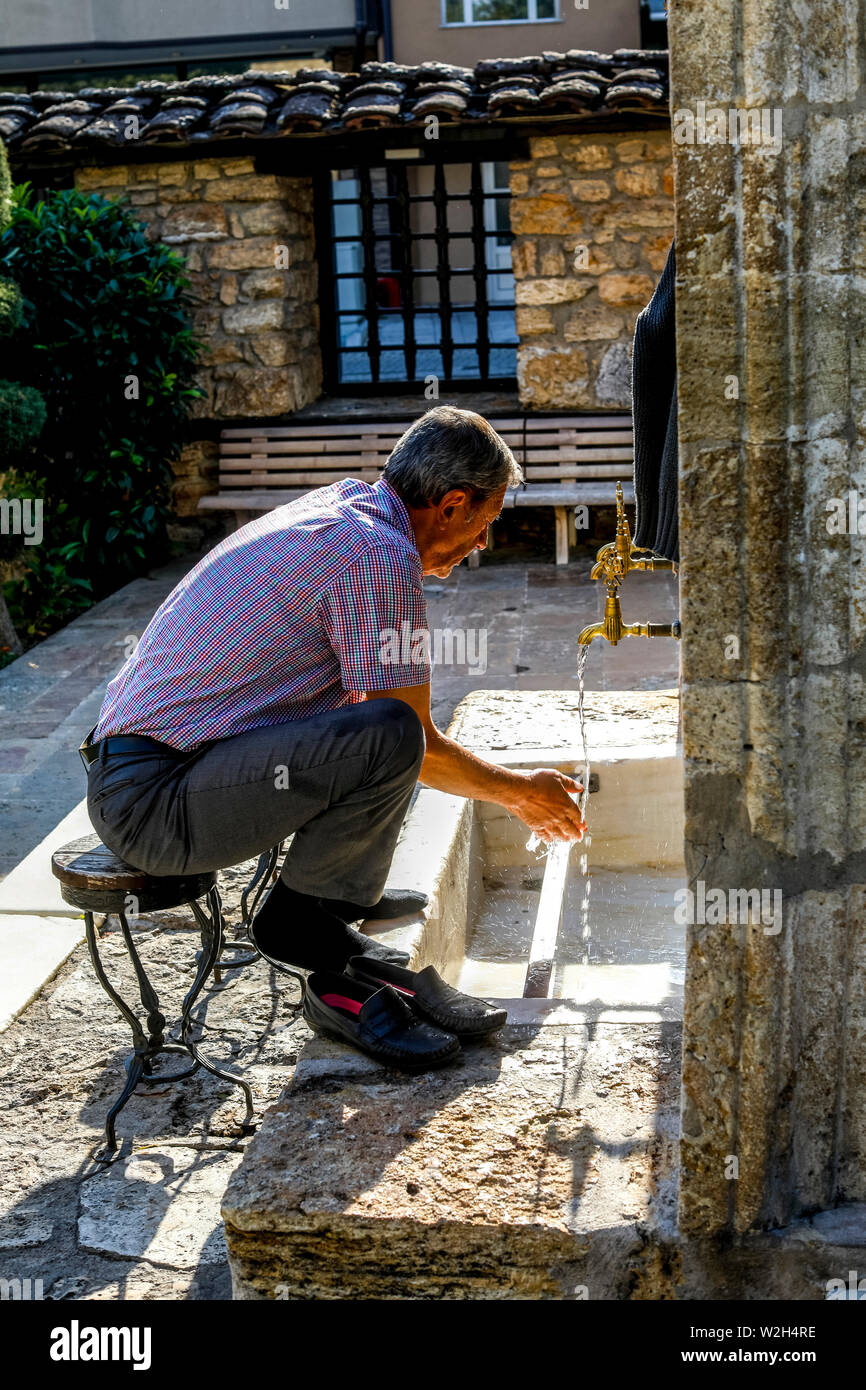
[382,405,523,510]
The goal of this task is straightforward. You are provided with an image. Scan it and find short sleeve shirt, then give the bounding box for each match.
[93,477,430,750]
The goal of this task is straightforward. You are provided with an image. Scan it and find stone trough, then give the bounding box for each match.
[220,691,699,1298]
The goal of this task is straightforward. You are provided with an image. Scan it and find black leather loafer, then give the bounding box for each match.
[303,971,460,1073]
[345,957,508,1039]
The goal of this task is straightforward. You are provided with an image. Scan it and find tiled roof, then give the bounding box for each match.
[0,50,669,157]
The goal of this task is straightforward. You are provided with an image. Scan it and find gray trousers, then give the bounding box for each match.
[85,699,425,906]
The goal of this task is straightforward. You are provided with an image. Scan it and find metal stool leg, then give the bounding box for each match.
[185,886,254,1130]
[84,885,255,1162]
[202,842,283,986]
[116,908,166,1065]
[85,911,152,1161]
[100,1054,146,1162]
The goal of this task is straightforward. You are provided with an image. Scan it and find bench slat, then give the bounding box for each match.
[219,470,383,487]
[219,443,634,465]
[221,439,397,456]
[217,464,629,486]
[510,483,635,506]
[218,413,632,440]
[200,482,635,512]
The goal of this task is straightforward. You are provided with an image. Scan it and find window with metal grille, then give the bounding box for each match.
[318,157,518,392]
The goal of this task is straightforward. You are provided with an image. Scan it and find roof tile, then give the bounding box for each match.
[2,50,670,158]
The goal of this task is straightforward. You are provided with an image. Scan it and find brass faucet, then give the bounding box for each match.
[578,483,682,647]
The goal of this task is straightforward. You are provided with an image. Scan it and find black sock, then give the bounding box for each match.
[319,888,429,923]
[251,880,410,973]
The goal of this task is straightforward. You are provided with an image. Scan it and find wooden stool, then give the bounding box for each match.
[51,833,254,1163]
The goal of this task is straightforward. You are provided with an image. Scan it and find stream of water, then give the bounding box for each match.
[525,644,593,987]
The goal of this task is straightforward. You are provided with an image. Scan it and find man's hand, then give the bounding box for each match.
[504,768,586,843]
[364,685,587,843]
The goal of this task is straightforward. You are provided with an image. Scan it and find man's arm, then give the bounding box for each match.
[365,684,585,843]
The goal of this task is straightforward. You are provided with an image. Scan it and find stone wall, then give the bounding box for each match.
[509,130,673,410]
[670,0,866,1235]
[71,136,673,529]
[75,157,321,523]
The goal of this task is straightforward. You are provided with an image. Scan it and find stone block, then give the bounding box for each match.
[248,335,292,367]
[680,681,744,773]
[539,246,566,276]
[222,1020,681,1300]
[611,240,640,269]
[175,438,218,479]
[615,139,659,163]
[517,345,590,408]
[614,166,659,197]
[155,162,190,186]
[594,341,633,405]
[515,306,554,336]
[530,136,560,158]
[220,158,258,176]
[511,242,537,279]
[76,166,129,190]
[219,274,239,306]
[209,239,284,270]
[201,175,284,203]
[598,273,654,306]
[566,143,614,170]
[515,277,595,306]
[161,204,228,240]
[222,300,285,334]
[239,269,287,300]
[509,194,576,236]
[235,203,299,237]
[569,179,611,203]
[645,231,674,270]
[563,307,625,341]
[207,339,246,365]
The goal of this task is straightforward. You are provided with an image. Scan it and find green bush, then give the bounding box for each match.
[0,467,92,651]
[0,379,46,455]
[0,276,22,334]
[0,138,46,664]
[0,184,202,598]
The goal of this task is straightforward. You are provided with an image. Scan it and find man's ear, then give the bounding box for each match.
[439,487,472,521]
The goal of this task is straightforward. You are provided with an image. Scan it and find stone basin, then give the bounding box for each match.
[221,691,696,1298]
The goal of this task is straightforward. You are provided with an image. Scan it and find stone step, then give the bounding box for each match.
[221,1012,682,1300]
[0,913,84,1032]
[0,797,93,918]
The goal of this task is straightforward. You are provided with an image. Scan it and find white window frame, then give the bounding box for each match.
[442,0,561,27]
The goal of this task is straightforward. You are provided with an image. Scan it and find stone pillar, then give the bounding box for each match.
[670,0,866,1233]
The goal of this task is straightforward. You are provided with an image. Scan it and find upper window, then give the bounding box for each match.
[443,0,558,25]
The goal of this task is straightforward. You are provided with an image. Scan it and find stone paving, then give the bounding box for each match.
[0,539,679,1300]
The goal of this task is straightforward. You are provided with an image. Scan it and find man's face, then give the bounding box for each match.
[420,484,508,577]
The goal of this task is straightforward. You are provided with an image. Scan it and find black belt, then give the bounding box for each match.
[79,727,184,771]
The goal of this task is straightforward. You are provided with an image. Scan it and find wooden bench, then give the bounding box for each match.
[198,412,636,566]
